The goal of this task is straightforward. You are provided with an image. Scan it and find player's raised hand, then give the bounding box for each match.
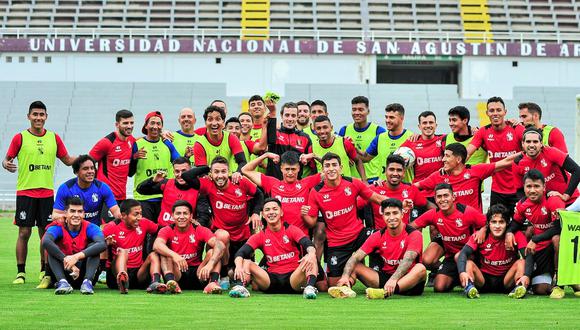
[408,133,421,143]
[172,254,188,272]
[231,172,242,184]
[504,232,515,251]
[2,159,17,172]
[153,170,167,183]
[134,147,147,159]
[265,152,280,164]
[459,272,472,288]
[161,130,174,142]
[299,153,314,165]
[402,199,414,212]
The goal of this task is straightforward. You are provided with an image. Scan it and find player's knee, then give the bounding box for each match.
[415,263,427,279]
[551,235,560,247]
[214,230,230,244]
[18,228,32,240]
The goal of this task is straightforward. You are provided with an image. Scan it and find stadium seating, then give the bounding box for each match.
[1,0,579,41]
[0,81,577,207]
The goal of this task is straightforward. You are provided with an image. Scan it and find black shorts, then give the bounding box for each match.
[140,200,161,223]
[106,267,149,290]
[490,191,518,219]
[179,266,203,290]
[378,271,425,296]
[432,233,444,249]
[101,199,124,224]
[14,195,53,228]
[532,244,555,277]
[326,228,373,277]
[436,256,459,283]
[228,240,248,268]
[265,272,296,294]
[480,273,511,293]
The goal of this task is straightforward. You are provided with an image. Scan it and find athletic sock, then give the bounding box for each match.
[220,267,228,278]
[165,273,175,282]
[17,264,25,274]
[210,272,219,282]
[153,273,161,283]
[306,275,316,287]
[231,279,243,287]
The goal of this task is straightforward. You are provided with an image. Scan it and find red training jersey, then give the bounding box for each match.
[417,163,495,211]
[513,196,564,252]
[307,177,373,247]
[360,225,423,275]
[402,135,445,184]
[466,231,527,276]
[261,173,321,234]
[103,218,158,268]
[470,124,524,194]
[89,132,136,200]
[157,179,200,226]
[413,204,486,257]
[157,223,215,267]
[198,177,257,242]
[246,224,307,274]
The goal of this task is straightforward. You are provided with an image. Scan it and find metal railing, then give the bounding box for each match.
[0,28,579,43]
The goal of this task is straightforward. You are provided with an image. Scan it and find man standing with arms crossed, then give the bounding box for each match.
[3,101,76,285]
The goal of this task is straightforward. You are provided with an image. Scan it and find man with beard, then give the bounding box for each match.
[248,95,268,140]
[518,102,567,152]
[338,96,386,182]
[130,111,181,221]
[512,127,580,206]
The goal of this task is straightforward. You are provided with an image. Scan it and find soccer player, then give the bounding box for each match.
[225,116,266,171]
[136,157,210,226]
[103,199,165,294]
[130,111,181,221]
[416,143,515,212]
[242,151,322,234]
[248,95,268,140]
[467,96,524,212]
[359,155,433,229]
[302,153,386,286]
[264,102,313,179]
[181,156,264,289]
[401,111,445,186]
[513,127,580,206]
[507,170,568,298]
[411,183,486,292]
[360,103,413,182]
[3,101,76,285]
[89,109,135,223]
[334,198,426,298]
[308,115,365,180]
[153,200,225,293]
[300,99,328,142]
[42,197,106,295]
[338,96,386,181]
[518,102,567,152]
[229,198,319,299]
[171,107,198,158]
[445,106,487,166]
[193,100,229,136]
[238,112,255,142]
[296,101,311,132]
[53,155,120,225]
[457,204,533,299]
[193,105,247,177]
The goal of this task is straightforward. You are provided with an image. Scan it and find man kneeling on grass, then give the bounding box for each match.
[333,198,426,299]
[42,197,106,295]
[457,204,533,299]
[153,200,225,294]
[228,198,319,299]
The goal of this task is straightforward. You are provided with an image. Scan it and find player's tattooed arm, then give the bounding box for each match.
[390,250,419,282]
[339,249,366,283]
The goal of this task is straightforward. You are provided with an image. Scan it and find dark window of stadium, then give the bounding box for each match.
[5,56,12,63]
[377,59,459,84]
[512,61,518,67]
[32,56,38,63]
[45,56,51,63]
[18,56,25,63]
[117,57,123,63]
[216,57,222,64]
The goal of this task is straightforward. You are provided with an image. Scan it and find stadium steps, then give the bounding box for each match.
[459,0,494,43]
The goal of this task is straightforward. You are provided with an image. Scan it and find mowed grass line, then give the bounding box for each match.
[0,215,577,329]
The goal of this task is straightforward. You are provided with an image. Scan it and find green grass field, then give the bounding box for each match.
[0,214,578,329]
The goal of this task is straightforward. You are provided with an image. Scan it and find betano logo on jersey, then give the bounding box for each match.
[416,156,442,166]
[28,164,52,172]
[274,195,305,204]
[325,205,354,219]
[215,201,245,210]
[266,252,295,263]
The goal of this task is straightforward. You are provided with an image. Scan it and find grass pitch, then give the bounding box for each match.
[0,215,578,329]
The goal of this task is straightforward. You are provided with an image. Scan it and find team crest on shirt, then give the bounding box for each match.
[525,166,530,172]
[402,190,409,198]
[488,134,494,141]
[506,132,513,141]
[344,187,352,196]
[400,240,405,249]
[235,188,243,197]
[382,241,387,248]
[436,140,442,148]
[283,235,289,244]
[437,218,443,225]
[464,173,471,180]
[92,193,99,203]
[136,227,142,235]
[296,183,302,190]
[189,234,195,243]
[19,211,26,220]
[455,219,463,227]
[541,207,548,215]
[540,159,548,167]
[296,140,302,147]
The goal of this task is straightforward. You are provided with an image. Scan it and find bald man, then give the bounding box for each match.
[162,108,198,159]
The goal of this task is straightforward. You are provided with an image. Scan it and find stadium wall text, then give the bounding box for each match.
[1,38,580,57]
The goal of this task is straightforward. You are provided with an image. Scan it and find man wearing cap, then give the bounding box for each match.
[129,111,181,221]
